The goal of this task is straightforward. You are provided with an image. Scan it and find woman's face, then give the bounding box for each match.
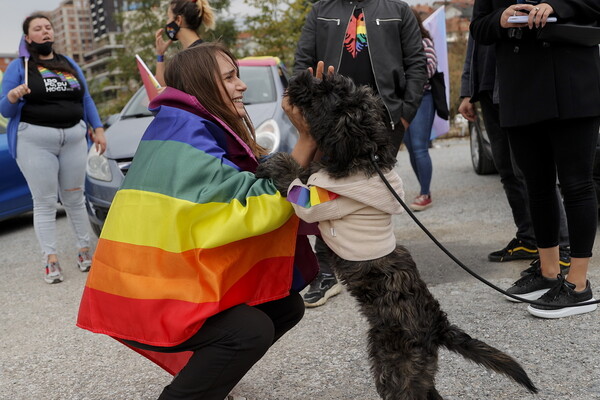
[26,18,54,44]
[216,52,247,118]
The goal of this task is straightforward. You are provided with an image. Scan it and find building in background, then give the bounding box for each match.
[49,0,95,64]
[82,0,127,111]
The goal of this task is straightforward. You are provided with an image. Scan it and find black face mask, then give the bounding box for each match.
[30,40,54,56]
[165,21,180,41]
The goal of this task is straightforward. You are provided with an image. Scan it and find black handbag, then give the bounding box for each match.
[537,23,600,47]
[429,71,449,120]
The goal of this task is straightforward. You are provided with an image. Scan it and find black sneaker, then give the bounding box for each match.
[488,238,538,262]
[527,277,597,318]
[504,265,559,303]
[303,273,342,308]
[520,258,570,277]
[559,246,571,269]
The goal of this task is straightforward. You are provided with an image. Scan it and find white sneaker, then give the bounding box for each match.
[77,250,92,272]
[44,262,64,284]
[225,395,247,400]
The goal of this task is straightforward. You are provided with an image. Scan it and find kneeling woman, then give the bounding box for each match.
[77,43,319,400]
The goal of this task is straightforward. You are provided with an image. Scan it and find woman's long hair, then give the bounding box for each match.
[22,14,77,76]
[170,0,215,31]
[411,8,432,41]
[165,42,267,158]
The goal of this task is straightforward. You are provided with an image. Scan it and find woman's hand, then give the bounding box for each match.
[7,84,30,104]
[500,4,532,28]
[92,127,107,155]
[527,3,554,29]
[155,28,172,57]
[458,97,477,122]
[287,61,335,167]
[500,3,555,29]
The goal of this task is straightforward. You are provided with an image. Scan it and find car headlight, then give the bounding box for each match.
[255,119,280,154]
[86,145,112,182]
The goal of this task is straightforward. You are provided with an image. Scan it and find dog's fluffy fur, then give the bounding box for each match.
[255,71,537,399]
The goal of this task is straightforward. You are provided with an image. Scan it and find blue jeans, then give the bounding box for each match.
[16,121,91,258]
[404,91,435,195]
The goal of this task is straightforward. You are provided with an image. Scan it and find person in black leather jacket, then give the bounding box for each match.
[295,0,427,154]
[294,0,427,309]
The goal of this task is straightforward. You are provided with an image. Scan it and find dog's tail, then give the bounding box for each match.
[440,325,538,394]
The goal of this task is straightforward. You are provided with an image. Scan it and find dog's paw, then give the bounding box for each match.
[255,152,302,197]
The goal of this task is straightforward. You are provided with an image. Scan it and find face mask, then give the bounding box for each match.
[30,40,54,56]
[165,21,180,41]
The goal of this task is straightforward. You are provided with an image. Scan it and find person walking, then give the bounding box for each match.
[0,14,106,284]
[77,42,320,400]
[403,9,438,212]
[458,35,571,273]
[294,0,427,304]
[471,0,600,318]
[154,0,215,86]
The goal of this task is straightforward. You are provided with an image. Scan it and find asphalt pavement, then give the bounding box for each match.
[1,137,599,400]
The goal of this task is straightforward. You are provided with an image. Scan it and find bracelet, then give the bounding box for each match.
[156,54,165,62]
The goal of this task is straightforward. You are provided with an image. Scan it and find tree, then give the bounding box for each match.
[243,0,315,67]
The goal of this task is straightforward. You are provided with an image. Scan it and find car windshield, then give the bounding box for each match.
[121,87,153,118]
[239,65,277,104]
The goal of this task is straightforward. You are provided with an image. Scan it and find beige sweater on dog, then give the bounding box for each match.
[288,170,404,261]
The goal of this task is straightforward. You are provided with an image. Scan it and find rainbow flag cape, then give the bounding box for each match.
[77,88,317,375]
[288,185,339,208]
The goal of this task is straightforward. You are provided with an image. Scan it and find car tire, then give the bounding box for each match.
[469,119,496,175]
[91,221,103,237]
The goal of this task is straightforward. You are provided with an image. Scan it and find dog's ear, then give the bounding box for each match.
[286,70,317,109]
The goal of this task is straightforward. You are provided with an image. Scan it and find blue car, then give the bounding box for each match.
[0,117,33,221]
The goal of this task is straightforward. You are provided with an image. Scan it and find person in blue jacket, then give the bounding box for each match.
[0,14,106,284]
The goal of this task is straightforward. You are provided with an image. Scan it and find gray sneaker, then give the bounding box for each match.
[77,250,92,272]
[44,262,64,284]
[303,273,342,308]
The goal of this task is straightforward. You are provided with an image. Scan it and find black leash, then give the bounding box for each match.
[370,154,600,308]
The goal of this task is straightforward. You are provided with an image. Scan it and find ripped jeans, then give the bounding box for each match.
[16,121,91,259]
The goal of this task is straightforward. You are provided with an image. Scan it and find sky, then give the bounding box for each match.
[0,0,432,54]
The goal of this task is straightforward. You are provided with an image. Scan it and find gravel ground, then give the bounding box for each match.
[1,138,598,400]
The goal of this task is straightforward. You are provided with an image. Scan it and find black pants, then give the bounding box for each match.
[479,91,569,247]
[125,292,305,400]
[506,117,600,258]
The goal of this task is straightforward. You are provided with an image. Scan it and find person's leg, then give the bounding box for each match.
[253,291,305,343]
[506,124,560,276]
[303,236,342,307]
[57,123,92,269]
[479,92,536,246]
[127,294,304,400]
[550,117,599,290]
[404,91,435,196]
[15,123,62,281]
[154,305,276,400]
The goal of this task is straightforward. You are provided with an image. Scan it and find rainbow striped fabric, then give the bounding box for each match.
[37,66,80,90]
[77,88,312,375]
[288,185,339,208]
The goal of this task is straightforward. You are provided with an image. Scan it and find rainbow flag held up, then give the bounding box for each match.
[77,88,316,375]
[288,185,339,208]
[135,54,161,101]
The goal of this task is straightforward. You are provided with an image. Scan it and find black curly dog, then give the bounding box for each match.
[255,71,538,399]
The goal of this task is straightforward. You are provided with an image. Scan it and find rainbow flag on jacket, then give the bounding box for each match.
[77,88,317,375]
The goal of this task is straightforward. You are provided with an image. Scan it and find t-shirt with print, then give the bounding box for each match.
[21,55,84,128]
[338,8,377,93]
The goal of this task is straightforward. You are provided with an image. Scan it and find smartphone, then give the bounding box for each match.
[507,15,557,23]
